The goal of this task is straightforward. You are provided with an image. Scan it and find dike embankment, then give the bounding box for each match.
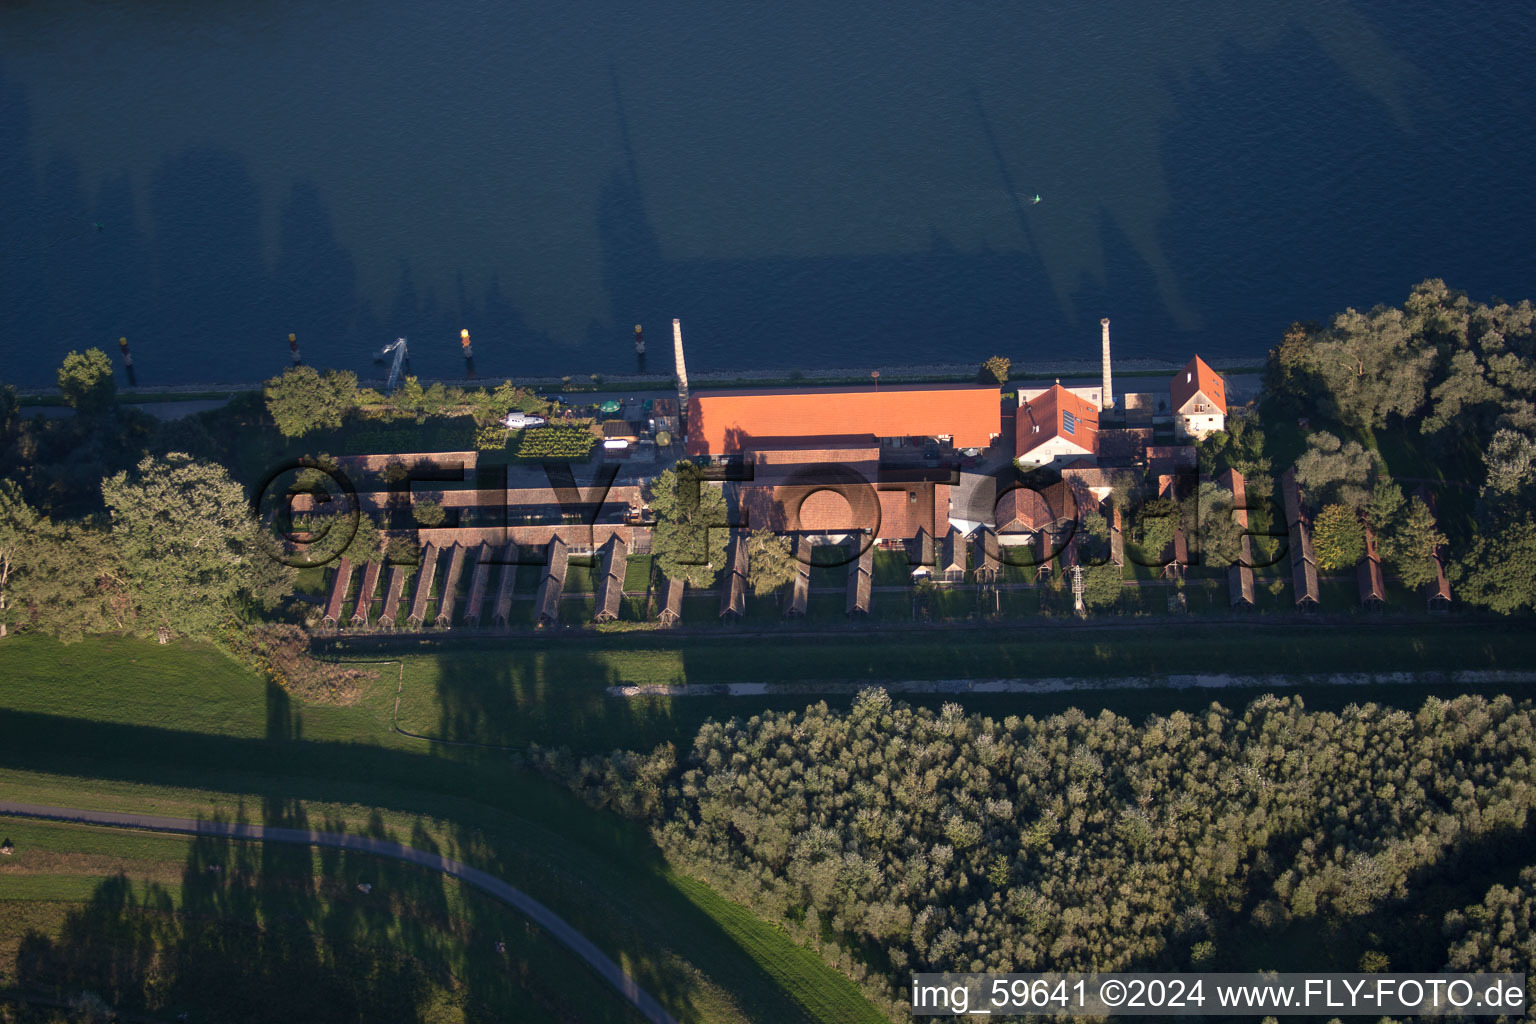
[15,355,1264,403]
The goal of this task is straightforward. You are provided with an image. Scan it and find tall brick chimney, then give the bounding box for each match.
[1100,318,1114,411]
[673,318,690,430]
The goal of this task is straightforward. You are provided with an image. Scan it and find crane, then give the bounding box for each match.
[379,337,408,393]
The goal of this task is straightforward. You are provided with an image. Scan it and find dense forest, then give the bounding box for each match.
[541,690,1536,1017]
[1445,865,1536,976]
[1263,279,1536,611]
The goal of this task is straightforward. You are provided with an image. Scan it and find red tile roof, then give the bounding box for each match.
[1171,355,1226,414]
[686,384,1000,456]
[876,483,944,542]
[1016,385,1099,456]
[996,480,1078,533]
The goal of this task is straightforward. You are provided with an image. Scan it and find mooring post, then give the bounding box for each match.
[118,336,137,386]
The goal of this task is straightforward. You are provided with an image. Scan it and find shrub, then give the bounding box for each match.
[58,348,116,413]
[413,498,446,527]
[264,366,357,438]
[380,458,410,486]
[1312,504,1365,571]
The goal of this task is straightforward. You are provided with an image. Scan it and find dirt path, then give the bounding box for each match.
[610,669,1536,698]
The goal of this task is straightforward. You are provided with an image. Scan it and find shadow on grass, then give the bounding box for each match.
[10,800,636,1022]
[423,648,857,1022]
[0,685,843,1023]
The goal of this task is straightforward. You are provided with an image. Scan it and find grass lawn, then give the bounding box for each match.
[3,620,1536,1024]
[622,555,654,594]
[0,634,885,1024]
[871,550,912,586]
[376,621,1536,750]
[0,818,639,1024]
[928,587,979,620]
[561,557,601,595]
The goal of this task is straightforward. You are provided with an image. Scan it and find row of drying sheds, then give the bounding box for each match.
[319,529,892,632]
[1279,470,1451,612]
[320,536,632,631]
[318,479,1456,631]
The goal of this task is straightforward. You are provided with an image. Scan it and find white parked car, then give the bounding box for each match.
[500,411,547,429]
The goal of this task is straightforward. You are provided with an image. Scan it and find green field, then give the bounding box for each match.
[0,817,641,1023]
[0,634,888,1024]
[3,621,1535,1022]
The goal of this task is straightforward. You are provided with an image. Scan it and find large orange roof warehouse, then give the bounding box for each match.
[687,384,1001,456]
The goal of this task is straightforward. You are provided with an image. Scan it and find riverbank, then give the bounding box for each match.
[13,354,1266,404]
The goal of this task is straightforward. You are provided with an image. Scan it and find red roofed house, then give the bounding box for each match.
[1171,355,1226,441]
[1015,384,1099,470]
[685,384,1001,457]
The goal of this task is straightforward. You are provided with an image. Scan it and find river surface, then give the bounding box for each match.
[2,0,1533,386]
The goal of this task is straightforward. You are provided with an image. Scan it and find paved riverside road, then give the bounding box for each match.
[0,801,680,1024]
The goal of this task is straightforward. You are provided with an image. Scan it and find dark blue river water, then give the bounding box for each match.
[2,0,1534,386]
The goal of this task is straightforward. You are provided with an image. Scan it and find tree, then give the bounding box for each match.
[1263,321,1325,416]
[646,466,729,588]
[57,348,116,415]
[1079,562,1122,610]
[339,512,384,564]
[1181,481,1242,566]
[1482,428,1536,497]
[1422,348,1504,436]
[1294,432,1379,509]
[1312,305,1435,429]
[1311,504,1365,571]
[746,529,796,596]
[13,521,130,643]
[391,375,426,415]
[1109,471,1142,518]
[1195,407,1271,485]
[1378,497,1445,589]
[412,497,446,527]
[979,356,1010,385]
[103,452,286,638]
[263,366,357,438]
[0,480,38,637]
[912,577,939,619]
[380,458,411,486]
[1365,481,1405,534]
[1136,498,1178,560]
[294,503,383,566]
[0,379,18,436]
[1453,515,1536,614]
